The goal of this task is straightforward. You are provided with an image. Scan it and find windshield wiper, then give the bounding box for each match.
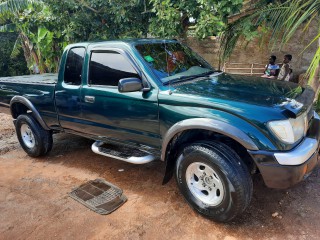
[163,70,221,86]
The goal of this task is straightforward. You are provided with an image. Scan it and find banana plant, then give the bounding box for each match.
[0,0,48,73]
[28,26,56,73]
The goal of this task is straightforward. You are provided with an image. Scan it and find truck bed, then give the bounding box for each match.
[0,73,59,128]
[0,73,58,84]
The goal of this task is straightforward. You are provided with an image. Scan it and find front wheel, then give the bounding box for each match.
[175,141,252,222]
[15,114,53,157]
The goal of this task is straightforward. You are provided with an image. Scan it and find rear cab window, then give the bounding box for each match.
[64,47,86,85]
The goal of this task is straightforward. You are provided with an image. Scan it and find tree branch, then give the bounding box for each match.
[74,0,101,14]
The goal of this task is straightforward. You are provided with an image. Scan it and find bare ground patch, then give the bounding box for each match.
[0,112,319,239]
[0,113,19,155]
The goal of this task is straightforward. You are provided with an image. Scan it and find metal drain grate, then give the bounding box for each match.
[69,179,127,214]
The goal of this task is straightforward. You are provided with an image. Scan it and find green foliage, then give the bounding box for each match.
[0,0,27,21]
[149,0,244,38]
[0,0,246,74]
[0,23,15,31]
[149,0,182,37]
[15,3,61,72]
[0,0,151,73]
[44,0,149,42]
[0,32,28,77]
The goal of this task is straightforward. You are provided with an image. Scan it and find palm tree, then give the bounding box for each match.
[220,0,320,87]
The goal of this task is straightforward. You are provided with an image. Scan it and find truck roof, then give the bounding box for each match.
[68,38,178,48]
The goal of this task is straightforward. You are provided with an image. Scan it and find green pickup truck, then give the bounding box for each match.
[0,39,319,222]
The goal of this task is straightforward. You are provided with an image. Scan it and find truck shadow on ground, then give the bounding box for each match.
[29,133,320,236]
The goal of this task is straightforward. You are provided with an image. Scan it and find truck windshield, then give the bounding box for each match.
[135,42,215,84]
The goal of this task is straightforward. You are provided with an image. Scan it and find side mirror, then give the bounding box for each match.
[118,77,143,93]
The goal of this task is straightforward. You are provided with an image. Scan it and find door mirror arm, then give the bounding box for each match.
[141,80,151,92]
[141,87,151,92]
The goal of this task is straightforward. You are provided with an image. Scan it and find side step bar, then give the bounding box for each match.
[91,141,155,164]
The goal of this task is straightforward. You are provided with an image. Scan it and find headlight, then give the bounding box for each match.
[268,115,306,144]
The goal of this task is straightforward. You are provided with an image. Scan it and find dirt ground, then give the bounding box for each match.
[0,113,320,240]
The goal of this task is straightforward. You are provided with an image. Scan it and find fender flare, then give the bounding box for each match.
[161,118,261,161]
[10,96,50,131]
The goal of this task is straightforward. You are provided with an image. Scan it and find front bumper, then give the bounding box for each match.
[249,112,320,189]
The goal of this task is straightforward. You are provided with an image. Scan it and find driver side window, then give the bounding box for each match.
[89,51,139,86]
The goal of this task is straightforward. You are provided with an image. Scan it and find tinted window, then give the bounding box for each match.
[64,47,85,85]
[89,52,139,86]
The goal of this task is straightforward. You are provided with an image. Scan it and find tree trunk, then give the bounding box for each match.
[20,33,45,74]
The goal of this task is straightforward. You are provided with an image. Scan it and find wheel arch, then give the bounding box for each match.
[10,96,50,131]
[161,118,265,184]
[161,118,260,160]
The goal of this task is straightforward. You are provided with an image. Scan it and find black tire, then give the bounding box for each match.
[175,141,253,222]
[15,114,53,157]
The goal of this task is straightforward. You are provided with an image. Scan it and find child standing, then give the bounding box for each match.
[261,55,280,78]
[278,54,293,81]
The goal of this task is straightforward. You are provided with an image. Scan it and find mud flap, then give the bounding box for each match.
[162,154,176,184]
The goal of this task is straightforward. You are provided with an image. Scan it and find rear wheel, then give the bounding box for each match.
[15,114,53,157]
[175,141,252,222]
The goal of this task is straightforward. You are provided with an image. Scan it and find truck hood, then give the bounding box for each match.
[172,73,310,112]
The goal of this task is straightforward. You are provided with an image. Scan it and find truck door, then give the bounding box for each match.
[55,47,86,132]
[81,49,160,148]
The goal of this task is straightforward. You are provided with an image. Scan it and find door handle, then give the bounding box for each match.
[84,96,95,103]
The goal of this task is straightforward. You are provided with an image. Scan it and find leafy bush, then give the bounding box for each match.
[0,32,29,77]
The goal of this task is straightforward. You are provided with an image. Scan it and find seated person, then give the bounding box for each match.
[278,54,293,81]
[261,55,280,78]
